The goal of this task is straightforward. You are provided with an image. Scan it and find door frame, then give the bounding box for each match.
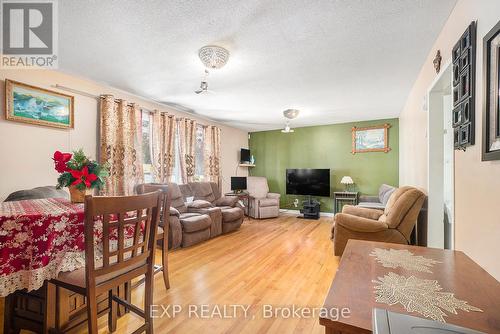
[426,59,454,249]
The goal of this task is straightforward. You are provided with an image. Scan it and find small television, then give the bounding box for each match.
[286,169,330,197]
[231,177,247,191]
[240,148,251,163]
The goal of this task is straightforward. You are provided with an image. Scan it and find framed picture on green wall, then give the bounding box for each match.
[351,123,391,154]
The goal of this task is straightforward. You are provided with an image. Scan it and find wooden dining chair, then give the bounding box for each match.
[51,191,162,334]
[135,183,171,290]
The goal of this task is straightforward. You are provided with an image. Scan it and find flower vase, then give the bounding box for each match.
[68,185,91,203]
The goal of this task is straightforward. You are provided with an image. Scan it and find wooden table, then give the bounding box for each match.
[319,240,500,334]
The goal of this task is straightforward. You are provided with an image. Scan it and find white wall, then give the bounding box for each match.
[0,69,248,200]
[399,0,500,279]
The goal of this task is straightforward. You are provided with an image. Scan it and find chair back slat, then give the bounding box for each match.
[135,183,171,230]
[117,212,125,262]
[102,214,110,268]
[83,191,161,287]
[133,209,143,257]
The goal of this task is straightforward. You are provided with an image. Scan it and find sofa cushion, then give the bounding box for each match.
[381,188,395,205]
[197,182,213,197]
[215,196,238,207]
[170,207,180,216]
[378,184,395,203]
[187,200,213,209]
[221,207,244,222]
[179,214,211,233]
[187,182,216,203]
[258,198,279,207]
[168,183,187,213]
[357,202,386,210]
[5,186,69,202]
[179,212,201,219]
[179,183,193,199]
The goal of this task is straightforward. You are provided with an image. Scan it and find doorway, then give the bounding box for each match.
[427,61,454,249]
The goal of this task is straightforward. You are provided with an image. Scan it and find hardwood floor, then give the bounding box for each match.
[8,215,339,333]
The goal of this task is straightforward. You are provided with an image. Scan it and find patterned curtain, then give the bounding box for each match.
[177,118,197,183]
[203,125,222,185]
[151,111,175,183]
[99,95,143,195]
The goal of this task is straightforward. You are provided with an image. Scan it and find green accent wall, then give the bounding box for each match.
[249,118,399,212]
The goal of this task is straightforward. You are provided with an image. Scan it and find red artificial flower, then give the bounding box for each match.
[70,166,98,188]
[53,151,72,173]
[54,161,68,173]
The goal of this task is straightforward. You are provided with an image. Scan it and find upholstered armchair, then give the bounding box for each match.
[246,176,280,219]
[332,186,425,256]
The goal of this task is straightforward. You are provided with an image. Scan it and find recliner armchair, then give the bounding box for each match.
[246,176,280,219]
[332,186,425,256]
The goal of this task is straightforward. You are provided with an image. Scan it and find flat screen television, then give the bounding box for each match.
[240,148,250,163]
[286,169,330,197]
[231,177,247,191]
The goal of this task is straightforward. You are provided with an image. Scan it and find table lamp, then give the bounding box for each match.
[340,176,354,192]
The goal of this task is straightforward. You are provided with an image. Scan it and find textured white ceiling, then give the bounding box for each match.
[59,0,456,131]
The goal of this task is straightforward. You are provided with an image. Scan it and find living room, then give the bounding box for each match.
[0,1,499,333]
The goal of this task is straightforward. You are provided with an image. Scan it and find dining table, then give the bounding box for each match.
[0,197,136,333]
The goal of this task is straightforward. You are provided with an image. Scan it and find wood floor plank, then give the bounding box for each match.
[8,215,338,333]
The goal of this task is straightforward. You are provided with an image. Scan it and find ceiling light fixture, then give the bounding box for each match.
[198,45,230,69]
[195,45,230,94]
[281,109,300,133]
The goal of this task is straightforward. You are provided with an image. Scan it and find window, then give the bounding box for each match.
[171,124,205,182]
[194,125,205,180]
[171,128,182,183]
[141,116,206,183]
[141,111,153,183]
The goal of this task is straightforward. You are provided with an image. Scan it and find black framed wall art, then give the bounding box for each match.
[482,20,500,161]
[452,22,476,150]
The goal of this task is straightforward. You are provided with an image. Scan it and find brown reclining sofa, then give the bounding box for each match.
[167,182,244,249]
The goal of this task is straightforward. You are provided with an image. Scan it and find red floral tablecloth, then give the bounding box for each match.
[0,198,141,297]
[0,198,85,296]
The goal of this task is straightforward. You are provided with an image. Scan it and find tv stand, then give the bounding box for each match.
[299,197,320,220]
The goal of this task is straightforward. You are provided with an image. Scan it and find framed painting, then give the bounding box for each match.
[482,20,500,161]
[5,79,74,129]
[351,123,391,154]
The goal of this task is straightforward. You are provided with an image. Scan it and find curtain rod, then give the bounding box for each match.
[54,84,156,114]
[53,84,221,128]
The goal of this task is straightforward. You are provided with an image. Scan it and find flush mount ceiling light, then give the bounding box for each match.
[281,109,300,133]
[283,109,300,120]
[198,45,230,69]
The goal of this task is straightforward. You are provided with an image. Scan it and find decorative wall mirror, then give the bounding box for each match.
[482,19,500,161]
[452,22,476,150]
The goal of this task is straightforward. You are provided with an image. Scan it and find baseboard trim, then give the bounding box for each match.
[279,209,335,217]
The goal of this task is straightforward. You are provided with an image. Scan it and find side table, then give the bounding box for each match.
[333,192,358,214]
[224,192,251,217]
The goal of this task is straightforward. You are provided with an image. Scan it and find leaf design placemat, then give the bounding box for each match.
[373,272,482,322]
[370,248,441,273]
